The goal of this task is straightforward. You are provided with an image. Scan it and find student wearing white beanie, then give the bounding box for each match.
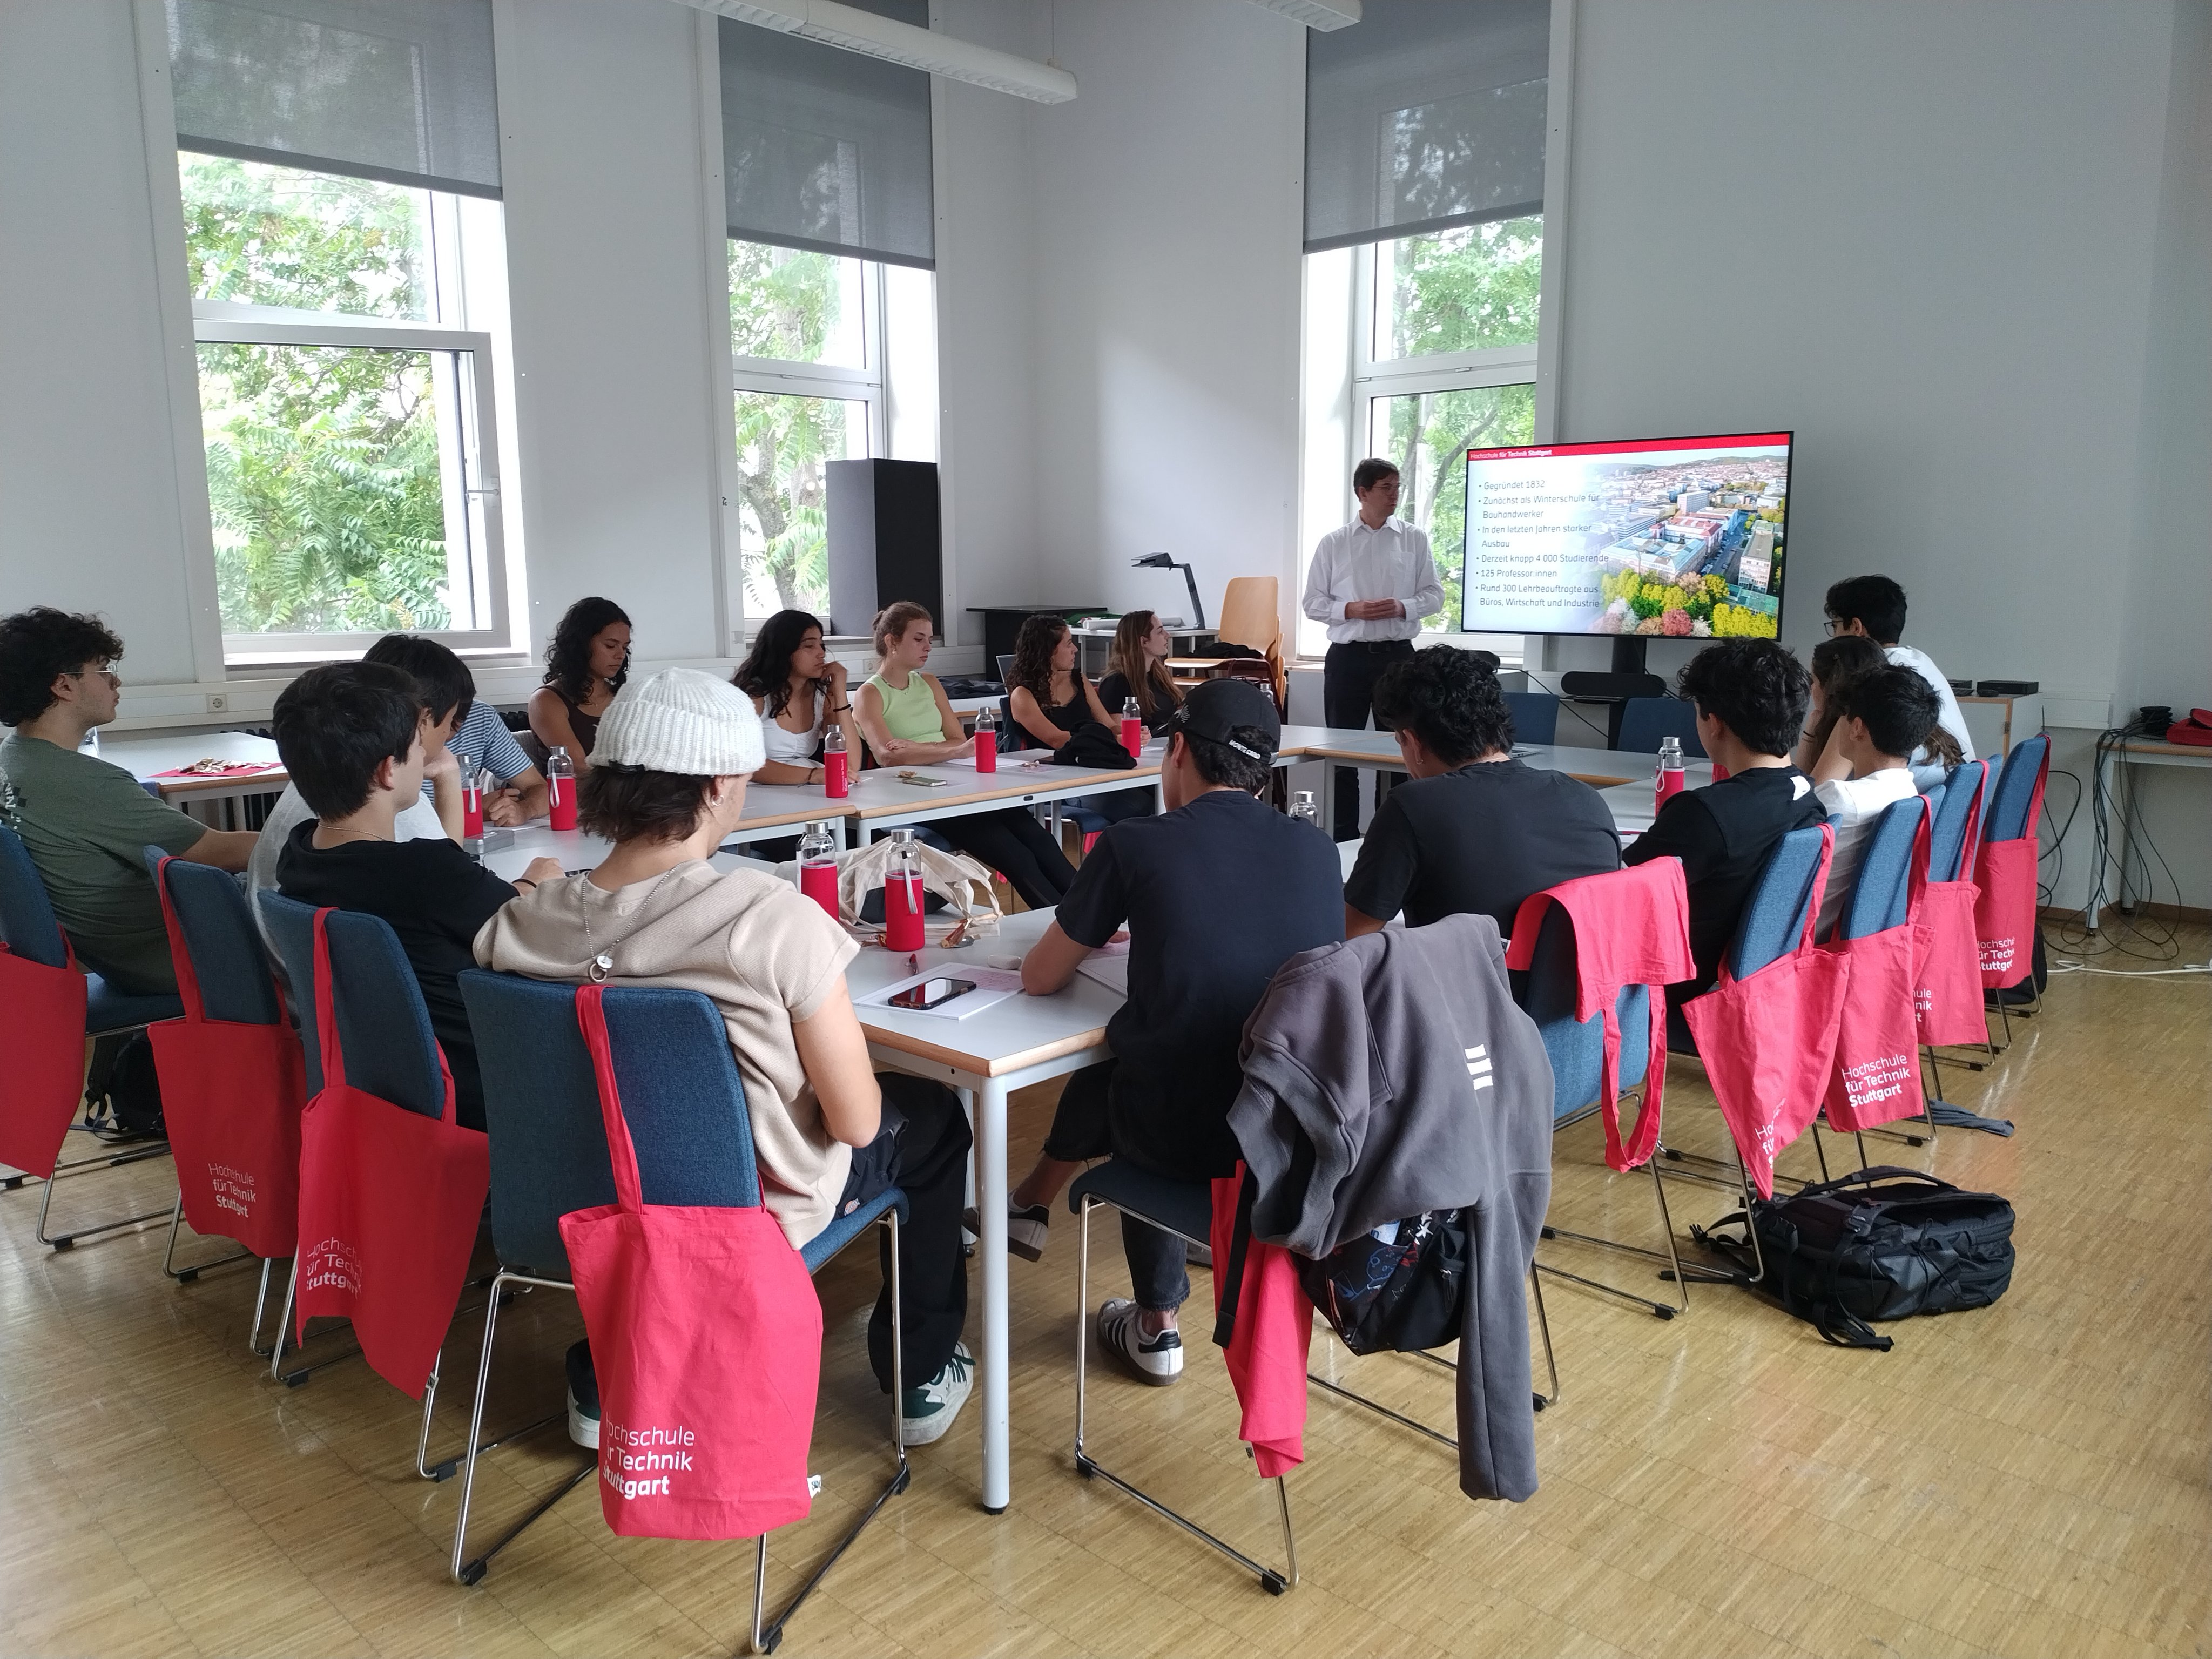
[476,666,976,1452]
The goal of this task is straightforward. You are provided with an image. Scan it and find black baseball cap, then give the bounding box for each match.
[1166,677,1280,760]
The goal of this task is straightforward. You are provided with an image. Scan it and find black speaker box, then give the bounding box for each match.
[826,460,941,638]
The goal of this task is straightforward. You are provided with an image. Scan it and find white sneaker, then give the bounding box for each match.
[1097,1298,1183,1385]
[961,1202,1053,1262]
[900,1342,975,1446]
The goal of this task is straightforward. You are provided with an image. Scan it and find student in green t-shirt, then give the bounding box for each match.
[0,609,255,995]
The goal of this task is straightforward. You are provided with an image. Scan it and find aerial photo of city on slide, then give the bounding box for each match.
[1462,432,1791,639]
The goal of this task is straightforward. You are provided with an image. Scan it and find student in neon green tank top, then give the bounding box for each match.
[854,603,1077,908]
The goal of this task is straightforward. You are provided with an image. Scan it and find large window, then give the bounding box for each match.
[180,154,512,662]
[724,240,934,631]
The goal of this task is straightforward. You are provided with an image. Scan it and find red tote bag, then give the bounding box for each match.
[1973,745,2048,989]
[0,937,90,1181]
[1505,861,1693,1172]
[146,858,306,1258]
[292,909,489,1398]
[1913,781,1987,1047]
[1681,826,1849,1199]
[1822,808,1929,1134]
[560,984,820,1541]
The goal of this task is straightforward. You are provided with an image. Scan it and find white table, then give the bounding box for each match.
[845,908,1122,1514]
[2084,736,2212,930]
[842,745,1168,839]
[100,731,286,817]
[1277,729,1663,837]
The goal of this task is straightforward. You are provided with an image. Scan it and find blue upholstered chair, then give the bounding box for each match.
[143,851,289,1312]
[1927,761,1989,886]
[0,825,179,1250]
[452,972,907,1653]
[1617,696,1707,758]
[1501,690,1559,746]
[1980,734,2052,1035]
[258,894,450,1394]
[1516,899,1693,1320]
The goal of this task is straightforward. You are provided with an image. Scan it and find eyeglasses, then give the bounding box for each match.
[1822,618,1844,637]
[71,664,120,686]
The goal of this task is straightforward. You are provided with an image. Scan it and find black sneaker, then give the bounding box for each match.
[1096,1298,1183,1385]
[565,1340,600,1451]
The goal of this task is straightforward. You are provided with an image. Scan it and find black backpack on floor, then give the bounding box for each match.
[83,1031,166,1142]
[1703,1166,2014,1351]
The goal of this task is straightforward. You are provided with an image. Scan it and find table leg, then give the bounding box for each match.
[1321,760,1338,837]
[974,1076,1011,1513]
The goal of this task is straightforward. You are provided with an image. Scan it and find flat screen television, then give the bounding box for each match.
[1461,430,1792,670]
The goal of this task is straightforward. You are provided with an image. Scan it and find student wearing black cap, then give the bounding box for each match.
[986,678,1344,1385]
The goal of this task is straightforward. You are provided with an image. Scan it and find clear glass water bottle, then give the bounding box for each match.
[1120,696,1143,758]
[822,722,849,797]
[1290,790,1321,830]
[546,745,577,830]
[883,826,925,952]
[797,820,840,918]
[972,703,997,773]
[1655,734,1686,811]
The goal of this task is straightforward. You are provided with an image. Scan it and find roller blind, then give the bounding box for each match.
[1304,0,1549,253]
[166,0,502,198]
[718,3,935,270]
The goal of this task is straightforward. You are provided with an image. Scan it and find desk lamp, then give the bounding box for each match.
[1133,552,1206,631]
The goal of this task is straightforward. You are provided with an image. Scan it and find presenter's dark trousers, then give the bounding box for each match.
[1322,639,1415,839]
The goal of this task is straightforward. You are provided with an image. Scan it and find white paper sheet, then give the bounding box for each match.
[855,967,1024,1020]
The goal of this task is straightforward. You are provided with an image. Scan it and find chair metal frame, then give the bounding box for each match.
[1072,1186,1297,1596]
[445,978,910,1656]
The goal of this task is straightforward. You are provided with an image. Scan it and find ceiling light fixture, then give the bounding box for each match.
[680,0,1078,103]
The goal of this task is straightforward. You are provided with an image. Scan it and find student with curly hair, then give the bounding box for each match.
[1343,646,1619,939]
[528,596,631,773]
[0,607,255,994]
[1624,639,1826,1001]
[1004,614,1112,750]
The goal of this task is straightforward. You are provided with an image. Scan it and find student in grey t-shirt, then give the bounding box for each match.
[0,608,254,994]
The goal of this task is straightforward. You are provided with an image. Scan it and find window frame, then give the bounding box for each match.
[723,245,889,633]
[188,298,515,663]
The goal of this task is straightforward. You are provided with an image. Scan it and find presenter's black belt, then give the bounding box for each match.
[1327,639,1417,653]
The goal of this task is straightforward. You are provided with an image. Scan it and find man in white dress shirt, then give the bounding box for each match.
[1301,458,1445,837]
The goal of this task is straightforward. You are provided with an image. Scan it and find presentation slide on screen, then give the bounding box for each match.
[1462,433,1791,639]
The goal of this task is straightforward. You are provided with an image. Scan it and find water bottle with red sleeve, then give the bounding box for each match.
[972,704,997,773]
[546,745,578,831]
[882,828,926,952]
[822,723,849,797]
[1120,696,1143,759]
[1655,734,1686,812]
[461,763,485,839]
[796,820,840,919]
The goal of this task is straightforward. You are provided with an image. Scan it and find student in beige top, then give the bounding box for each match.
[475,668,975,1449]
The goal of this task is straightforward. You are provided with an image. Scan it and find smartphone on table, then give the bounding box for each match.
[889,977,973,1011]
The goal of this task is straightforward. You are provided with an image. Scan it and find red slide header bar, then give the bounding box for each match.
[1468,430,1792,462]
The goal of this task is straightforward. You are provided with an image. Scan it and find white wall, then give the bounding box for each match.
[930,0,1046,650]
[0,1,205,689]
[1024,0,1307,638]
[493,0,727,667]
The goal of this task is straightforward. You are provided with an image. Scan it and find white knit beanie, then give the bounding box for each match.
[589,668,766,775]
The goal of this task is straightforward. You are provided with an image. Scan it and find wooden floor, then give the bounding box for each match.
[2,929,2206,1658]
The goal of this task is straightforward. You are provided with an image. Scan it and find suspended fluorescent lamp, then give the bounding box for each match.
[1245,0,1360,28]
[680,0,1077,103]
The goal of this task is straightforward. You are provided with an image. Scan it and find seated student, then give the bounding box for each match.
[527,596,631,775]
[1808,665,1941,940]
[1823,575,1974,789]
[1006,613,1148,826]
[731,608,861,789]
[272,663,563,1131]
[999,679,1343,1382]
[855,602,1077,909]
[375,632,549,826]
[1793,634,1887,774]
[475,669,975,1449]
[248,634,479,949]
[1623,640,1825,1008]
[1096,609,1183,736]
[1344,646,1620,938]
[0,607,254,994]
